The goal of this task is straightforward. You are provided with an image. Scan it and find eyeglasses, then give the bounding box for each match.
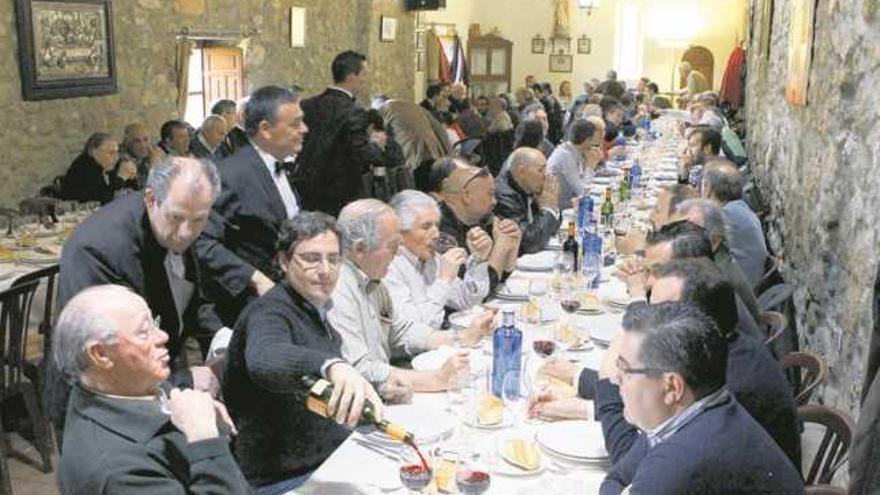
[292,252,341,271]
[615,356,665,378]
[440,165,491,193]
[461,166,490,190]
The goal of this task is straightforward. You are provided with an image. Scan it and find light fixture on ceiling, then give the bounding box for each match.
[578,0,599,16]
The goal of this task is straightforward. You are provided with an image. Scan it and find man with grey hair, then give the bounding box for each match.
[701,159,768,288]
[328,199,495,393]
[45,156,226,446]
[495,147,561,254]
[386,190,492,328]
[673,198,761,323]
[678,61,710,106]
[56,285,249,494]
[190,115,227,160]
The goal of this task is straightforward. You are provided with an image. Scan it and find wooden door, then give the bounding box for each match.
[680,45,714,89]
[202,46,244,116]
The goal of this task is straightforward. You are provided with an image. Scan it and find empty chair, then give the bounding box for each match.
[781,352,828,406]
[798,404,854,486]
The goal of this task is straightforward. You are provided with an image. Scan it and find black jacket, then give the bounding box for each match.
[493,171,560,255]
[61,153,124,204]
[58,385,250,495]
[220,126,250,159]
[189,133,221,162]
[195,144,298,326]
[224,283,350,487]
[438,202,507,292]
[295,88,388,216]
[45,192,221,437]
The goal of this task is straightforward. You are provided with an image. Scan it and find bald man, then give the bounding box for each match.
[494,147,561,254]
[190,116,227,161]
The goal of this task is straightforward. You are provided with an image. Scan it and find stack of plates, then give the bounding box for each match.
[536,421,610,467]
[604,295,631,310]
[516,251,555,272]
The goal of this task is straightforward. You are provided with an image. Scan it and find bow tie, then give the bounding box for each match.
[275,161,295,175]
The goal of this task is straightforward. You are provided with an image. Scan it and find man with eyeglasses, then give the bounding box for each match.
[598,302,803,495]
[46,156,226,448]
[55,285,248,495]
[224,212,382,494]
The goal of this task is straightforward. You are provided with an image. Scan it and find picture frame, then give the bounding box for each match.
[380,15,397,42]
[551,36,570,54]
[577,36,592,54]
[290,6,306,47]
[784,0,816,106]
[549,53,573,73]
[14,0,117,100]
[531,35,545,54]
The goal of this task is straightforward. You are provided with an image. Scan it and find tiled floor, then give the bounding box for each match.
[6,432,59,495]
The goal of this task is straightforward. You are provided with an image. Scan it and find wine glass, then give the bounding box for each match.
[531,324,556,361]
[526,279,547,325]
[455,450,491,495]
[434,232,480,294]
[446,368,469,417]
[502,370,531,429]
[398,446,432,494]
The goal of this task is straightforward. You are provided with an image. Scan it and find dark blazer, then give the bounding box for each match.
[59,385,250,495]
[224,283,350,487]
[438,202,507,292]
[44,192,221,432]
[494,171,561,255]
[220,126,250,159]
[189,133,221,161]
[195,144,296,326]
[295,88,388,216]
[599,387,804,495]
[61,153,122,204]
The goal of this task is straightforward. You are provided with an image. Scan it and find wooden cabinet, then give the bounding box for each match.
[467,32,512,97]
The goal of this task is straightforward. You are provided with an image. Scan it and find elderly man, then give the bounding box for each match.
[159,120,192,157]
[45,156,225,445]
[385,190,492,328]
[215,98,251,157]
[190,115,227,161]
[121,123,165,189]
[224,212,382,494]
[517,105,555,158]
[196,86,307,327]
[328,199,495,393]
[598,302,803,495]
[678,61,710,105]
[547,119,603,209]
[701,160,768,287]
[495,147,561,254]
[55,285,248,494]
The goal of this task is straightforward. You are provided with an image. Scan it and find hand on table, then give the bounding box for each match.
[528,387,591,421]
[538,357,578,387]
[380,375,414,405]
[615,229,647,256]
[327,362,384,427]
[459,310,495,346]
[436,350,470,387]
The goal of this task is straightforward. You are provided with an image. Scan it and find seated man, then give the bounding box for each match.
[224,212,383,494]
[386,190,492,328]
[599,302,804,495]
[430,157,522,291]
[494,147,561,254]
[701,160,768,287]
[547,119,603,210]
[328,199,495,393]
[679,125,720,187]
[159,119,193,158]
[616,181,698,256]
[55,285,248,494]
[189,115,227,161]
[121,123,165,189]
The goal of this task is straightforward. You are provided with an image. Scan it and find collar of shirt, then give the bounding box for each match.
[197,132,217,154]
[329,86,354,99]
[165,251,185,279]
[250,140,285,177]
[344,259,382,294]
[399,246,438,275]
[645,387,730,449]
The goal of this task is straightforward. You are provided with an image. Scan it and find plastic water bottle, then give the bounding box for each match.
[631,158,642,192]
[581,213,602,290]
[491,308,522,398]
[577,195,594,233]
[614,133,627,162]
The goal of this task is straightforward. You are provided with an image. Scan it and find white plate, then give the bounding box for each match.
[461,412,512,430]
[495,279,530,300]
[516,252,555,272]
[364,404,457,446]
[536,421,609,460]
[494,442,546,477]
[582,313,622,344]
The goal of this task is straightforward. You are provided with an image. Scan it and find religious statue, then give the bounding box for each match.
[553,0,571,38]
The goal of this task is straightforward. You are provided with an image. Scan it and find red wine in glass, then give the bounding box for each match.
[560,299,581,314]
[456,469,491,495]
[399,464,433,491]
[532,340,556,357]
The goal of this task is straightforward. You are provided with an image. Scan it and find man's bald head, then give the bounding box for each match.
[510,147,548,195]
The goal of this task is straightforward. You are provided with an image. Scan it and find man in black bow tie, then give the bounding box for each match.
[196,85,308,327]
[294,50,393,217]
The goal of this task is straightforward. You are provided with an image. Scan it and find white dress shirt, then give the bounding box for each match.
[251,142,300,219]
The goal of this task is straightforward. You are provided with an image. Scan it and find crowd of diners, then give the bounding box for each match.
[46,49,804,494]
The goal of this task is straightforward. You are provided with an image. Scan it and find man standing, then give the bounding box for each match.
[54,285,248,494]
[46,156,225,446]
[295,50,390,216]
[196,85,308,326]
[679,61,710,106]
[190,115,227,161]
[495,147,561,254]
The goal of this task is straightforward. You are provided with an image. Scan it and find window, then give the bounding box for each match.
[615,1,643,81]
[184,47,205,128]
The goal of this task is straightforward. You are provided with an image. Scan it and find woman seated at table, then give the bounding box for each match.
[385,190,492,329]
[61,132,137,204]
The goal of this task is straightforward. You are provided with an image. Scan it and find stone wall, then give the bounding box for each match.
[745,0,880,416]
[0,0,415,204]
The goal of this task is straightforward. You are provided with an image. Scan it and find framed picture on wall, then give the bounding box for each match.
[577,36,592,54]
[14,0,117,100]
[380,16,397,42]
[531,35,545,54]
[549,53,573,73]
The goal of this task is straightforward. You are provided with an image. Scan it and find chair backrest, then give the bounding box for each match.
[757,283,794,313]
[759,310,787,346]
[798,404,854,486]
[0,279,42,398]
[755,256,783,295]
[804,485,847,495]
[781,351,828,406]
[12,264,60,360]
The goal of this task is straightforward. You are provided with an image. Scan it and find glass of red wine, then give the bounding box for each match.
[398,446,432,494]
[456,451,491,495]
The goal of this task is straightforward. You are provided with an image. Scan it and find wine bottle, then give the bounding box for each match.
[300,375,414,444]
[562,221,579,268]
[601,187,615,227]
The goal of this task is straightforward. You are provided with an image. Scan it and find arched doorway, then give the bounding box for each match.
[680,45,714,89]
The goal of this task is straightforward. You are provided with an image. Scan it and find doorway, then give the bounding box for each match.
[184,45,244,128]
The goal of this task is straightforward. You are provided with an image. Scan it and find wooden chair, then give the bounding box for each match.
[0,279,55,475]
[11,264,60,364]
[798,404,854,486]
[781,352,828,407]
[805,486,847,495]
[759,310,787,346]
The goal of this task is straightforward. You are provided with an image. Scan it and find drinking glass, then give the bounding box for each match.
[502,369,532,429]
[398,446,433,494]
[434,232,480,294]
[446,369,469,417]
[455,450,491,495]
